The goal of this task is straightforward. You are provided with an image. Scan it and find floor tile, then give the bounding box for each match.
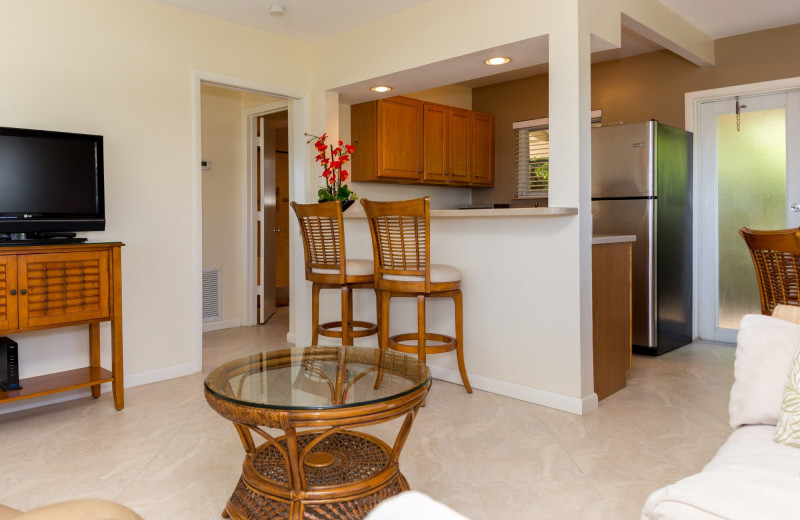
[0,309,739,519]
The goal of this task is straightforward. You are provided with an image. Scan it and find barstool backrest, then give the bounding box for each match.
[740,226,800,315]
[361,197,431,293]
[291,200,347,285]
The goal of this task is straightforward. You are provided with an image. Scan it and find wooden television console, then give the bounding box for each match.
[0,242,124,410]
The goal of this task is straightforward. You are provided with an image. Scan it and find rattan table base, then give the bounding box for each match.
[225,431,409,520]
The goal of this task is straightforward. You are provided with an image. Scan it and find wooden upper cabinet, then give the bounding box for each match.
[351,96,422,182]
[449,107,472,184]
[352,96,493,187]
[423,103,472,184]
[422,103,448,183]
[471,111,494,186]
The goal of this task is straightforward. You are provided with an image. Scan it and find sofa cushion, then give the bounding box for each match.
[729,314,800,428]
[775,340,800,447]
[365,491,469,520]
[642,425,800,520]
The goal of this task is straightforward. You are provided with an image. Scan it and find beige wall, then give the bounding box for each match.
[472,23,800,206]
[0,0,312,397]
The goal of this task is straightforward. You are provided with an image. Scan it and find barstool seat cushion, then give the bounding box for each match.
[311,258,374,276]
[384,263,462,283]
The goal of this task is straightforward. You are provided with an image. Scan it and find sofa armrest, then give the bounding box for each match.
[4,500,142,520]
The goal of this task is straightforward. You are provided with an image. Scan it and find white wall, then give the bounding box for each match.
[0,0,312,410]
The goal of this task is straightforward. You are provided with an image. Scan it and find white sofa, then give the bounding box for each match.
[642,306,800,520]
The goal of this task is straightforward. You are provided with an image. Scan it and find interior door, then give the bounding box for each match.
[258,117,277,323]
[699,90,800,342]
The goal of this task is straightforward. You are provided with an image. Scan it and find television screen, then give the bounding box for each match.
[0,127,105,235]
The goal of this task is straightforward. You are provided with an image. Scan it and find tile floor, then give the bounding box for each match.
[0,307,735,519]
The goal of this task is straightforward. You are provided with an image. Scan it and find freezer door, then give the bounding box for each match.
[591,122,655,198]
[592,198,657,348]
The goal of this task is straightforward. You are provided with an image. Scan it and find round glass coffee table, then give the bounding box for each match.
[204,346,431,520]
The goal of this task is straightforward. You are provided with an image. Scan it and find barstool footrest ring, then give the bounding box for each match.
[388,333,456,354]
[319,320,378,339]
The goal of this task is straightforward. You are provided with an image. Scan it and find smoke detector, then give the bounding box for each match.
[269,5,285,16]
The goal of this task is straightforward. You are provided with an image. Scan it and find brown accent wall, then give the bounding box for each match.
[472,24,800,205]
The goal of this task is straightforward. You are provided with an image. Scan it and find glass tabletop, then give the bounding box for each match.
[204,346,430,410]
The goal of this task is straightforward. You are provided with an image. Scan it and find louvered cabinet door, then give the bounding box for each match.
[0,256,18,331]
[17,251,110,329]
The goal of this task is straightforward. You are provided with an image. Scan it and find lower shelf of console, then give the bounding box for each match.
[0,367,113,404]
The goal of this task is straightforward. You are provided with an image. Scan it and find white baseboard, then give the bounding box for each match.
[203,318,242,332]
[124,360,201,388]
[274,339,597,415]
[0,360,202,416]
[428,364,598,415]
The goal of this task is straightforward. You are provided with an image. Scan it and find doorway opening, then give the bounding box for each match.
[193,71,311,374]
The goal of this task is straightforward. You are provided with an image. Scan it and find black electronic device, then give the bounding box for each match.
[0,126,105,238]
[0,336,21,391]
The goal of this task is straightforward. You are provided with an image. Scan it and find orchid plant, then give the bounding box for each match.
[306,132,358,202]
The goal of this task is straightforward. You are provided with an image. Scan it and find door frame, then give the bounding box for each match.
[192,70,311,370]
[686,76,800,342]
[243,102,288,327]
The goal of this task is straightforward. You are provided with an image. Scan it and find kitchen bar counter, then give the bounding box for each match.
[326,204,631,414]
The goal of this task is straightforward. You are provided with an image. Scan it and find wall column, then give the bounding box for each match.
[548,0,597,410]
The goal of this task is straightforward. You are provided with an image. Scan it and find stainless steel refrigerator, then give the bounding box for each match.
[591,120,693,355]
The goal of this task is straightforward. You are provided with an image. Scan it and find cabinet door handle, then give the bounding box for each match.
[417,169,423,174]
[10,290,16,295]
[474,174,479,178]
[20,289,26,295]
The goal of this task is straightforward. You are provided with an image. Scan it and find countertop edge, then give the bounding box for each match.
[592,235,636,245]
[343,207,578,219]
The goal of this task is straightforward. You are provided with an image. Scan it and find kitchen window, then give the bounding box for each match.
[514,110,602,198]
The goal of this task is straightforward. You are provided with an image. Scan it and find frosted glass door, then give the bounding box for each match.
[717,108,786,328]
[699,91,800,342]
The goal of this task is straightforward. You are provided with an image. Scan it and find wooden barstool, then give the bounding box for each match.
[291,200,378,346]
[361,196,472,392]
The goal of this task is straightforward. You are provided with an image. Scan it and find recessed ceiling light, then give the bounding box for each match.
[370,86,393,93]
[484,57,511,66]
[269,5,285,16]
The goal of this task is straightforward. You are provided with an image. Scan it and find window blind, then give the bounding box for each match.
[513,110,602,198]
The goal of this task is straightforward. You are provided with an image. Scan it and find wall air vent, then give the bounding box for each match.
[202,267,222,322]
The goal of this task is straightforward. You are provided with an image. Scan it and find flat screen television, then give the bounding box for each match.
[0,126,105,239]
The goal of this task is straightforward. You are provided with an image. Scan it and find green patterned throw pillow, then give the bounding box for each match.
[775,345,800,447]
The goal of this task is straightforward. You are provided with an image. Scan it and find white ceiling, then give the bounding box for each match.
[154,0,800,102]
[152,0,431,42]
[154,0,800,43]
[656,0,800,39]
